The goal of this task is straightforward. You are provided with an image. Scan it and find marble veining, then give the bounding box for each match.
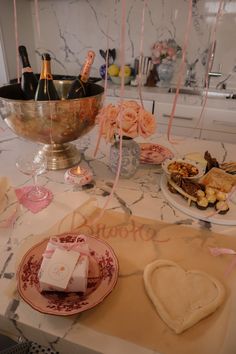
[25,0,236,89]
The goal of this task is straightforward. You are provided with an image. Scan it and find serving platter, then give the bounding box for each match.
[17,233,119,316]
[161,174,236,225]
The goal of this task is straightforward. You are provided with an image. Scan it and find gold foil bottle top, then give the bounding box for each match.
[80,50,95,82]
[40,53,53,80]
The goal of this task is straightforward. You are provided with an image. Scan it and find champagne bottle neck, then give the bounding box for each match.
[80,50,95,83]
[20,54,31,69]
[40,60,53,80]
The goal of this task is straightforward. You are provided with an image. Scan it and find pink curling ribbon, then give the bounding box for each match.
[43,235,91,259]
[209,246,236,276]
[209,247,236,257]
[94,20,110,158]
[13,0,20,84]
[137,0,147,109]
[34,0,41,41]
[93,0,127,223]
[193,0,225,133]
[167,0,192,143]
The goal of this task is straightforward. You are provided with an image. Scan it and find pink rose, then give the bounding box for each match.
[96,104,119,142]
[119,100,140,113]
[138,108,156,138]
[117,107,139,138]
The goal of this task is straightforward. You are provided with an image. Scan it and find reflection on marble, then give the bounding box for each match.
[29,0,236,89]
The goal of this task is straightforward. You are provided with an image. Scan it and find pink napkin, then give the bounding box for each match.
[15,186,53,214]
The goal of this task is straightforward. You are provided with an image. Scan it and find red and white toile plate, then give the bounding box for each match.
[17,233,119,316]
[139,143,174,165]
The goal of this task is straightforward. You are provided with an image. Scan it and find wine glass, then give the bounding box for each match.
[16,151,49,202]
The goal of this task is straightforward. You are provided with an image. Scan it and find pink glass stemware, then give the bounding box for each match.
[16,152,48,202]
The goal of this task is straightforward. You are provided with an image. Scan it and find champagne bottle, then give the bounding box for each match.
[18,45,38,100]
[35,53,59,101]
[67,50,95,99]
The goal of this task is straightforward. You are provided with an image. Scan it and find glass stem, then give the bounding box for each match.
[33,173,38,192]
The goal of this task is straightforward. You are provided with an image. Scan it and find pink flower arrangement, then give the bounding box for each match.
[151,39,181,65]
[96,100,156,143]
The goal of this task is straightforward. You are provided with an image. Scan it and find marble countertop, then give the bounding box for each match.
[0,118,236,354]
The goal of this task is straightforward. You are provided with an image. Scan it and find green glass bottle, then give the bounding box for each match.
[18,45,38,100]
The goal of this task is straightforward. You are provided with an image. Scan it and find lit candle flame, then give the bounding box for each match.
[76,166,82,175]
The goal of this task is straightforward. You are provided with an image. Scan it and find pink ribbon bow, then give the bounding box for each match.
[43,235,91,259]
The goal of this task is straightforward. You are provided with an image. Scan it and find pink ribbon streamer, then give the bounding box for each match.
[209,246,236,276]
[94,20,110,158]
[34,0,41,41]
[13,0,20,84]
[167,0,192,143]
[209,247,236,257]
[137,0,147,109]
[193,0,225,132]
[93,0,127,223]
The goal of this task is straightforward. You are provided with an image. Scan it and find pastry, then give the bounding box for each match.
[215,201,230,215]
[200,167,236,193]
[143,259,225,334]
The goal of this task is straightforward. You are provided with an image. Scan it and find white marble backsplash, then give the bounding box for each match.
[27,0,236,89]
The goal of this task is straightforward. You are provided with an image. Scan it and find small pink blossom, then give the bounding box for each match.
[151,39,181,65]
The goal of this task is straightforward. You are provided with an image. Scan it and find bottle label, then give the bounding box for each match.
[22,66,33,73]
[40,60,53,80]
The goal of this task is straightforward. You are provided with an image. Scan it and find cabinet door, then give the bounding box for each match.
[199,108,236,143]
[104,96,153,113]
[200,130,236,144]
[201,108,236,134]
[154,102,203,128]
[154,101,201,138]
[157,123,201,138]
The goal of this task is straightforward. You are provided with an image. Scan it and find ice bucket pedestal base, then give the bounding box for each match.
[40,143,81,170]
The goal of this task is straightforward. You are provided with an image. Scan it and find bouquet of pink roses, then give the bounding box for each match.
[96,100,156,143]
[151,39,181,65]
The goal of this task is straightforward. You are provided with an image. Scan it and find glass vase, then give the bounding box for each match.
[109,137,140,178]
[157,61,175,87]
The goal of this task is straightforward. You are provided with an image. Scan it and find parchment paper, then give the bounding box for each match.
[15,198,236,354]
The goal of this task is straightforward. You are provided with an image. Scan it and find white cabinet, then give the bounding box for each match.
[104,96,154,113]
[153,101,201,138]
[200,108,236,144]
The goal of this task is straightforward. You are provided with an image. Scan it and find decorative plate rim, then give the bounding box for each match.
[139,142,174,165]
[17,233,119,316]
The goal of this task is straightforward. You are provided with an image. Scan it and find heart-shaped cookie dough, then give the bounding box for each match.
[143,260,225,334]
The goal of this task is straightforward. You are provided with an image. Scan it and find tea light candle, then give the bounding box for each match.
[64,165,93,186]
